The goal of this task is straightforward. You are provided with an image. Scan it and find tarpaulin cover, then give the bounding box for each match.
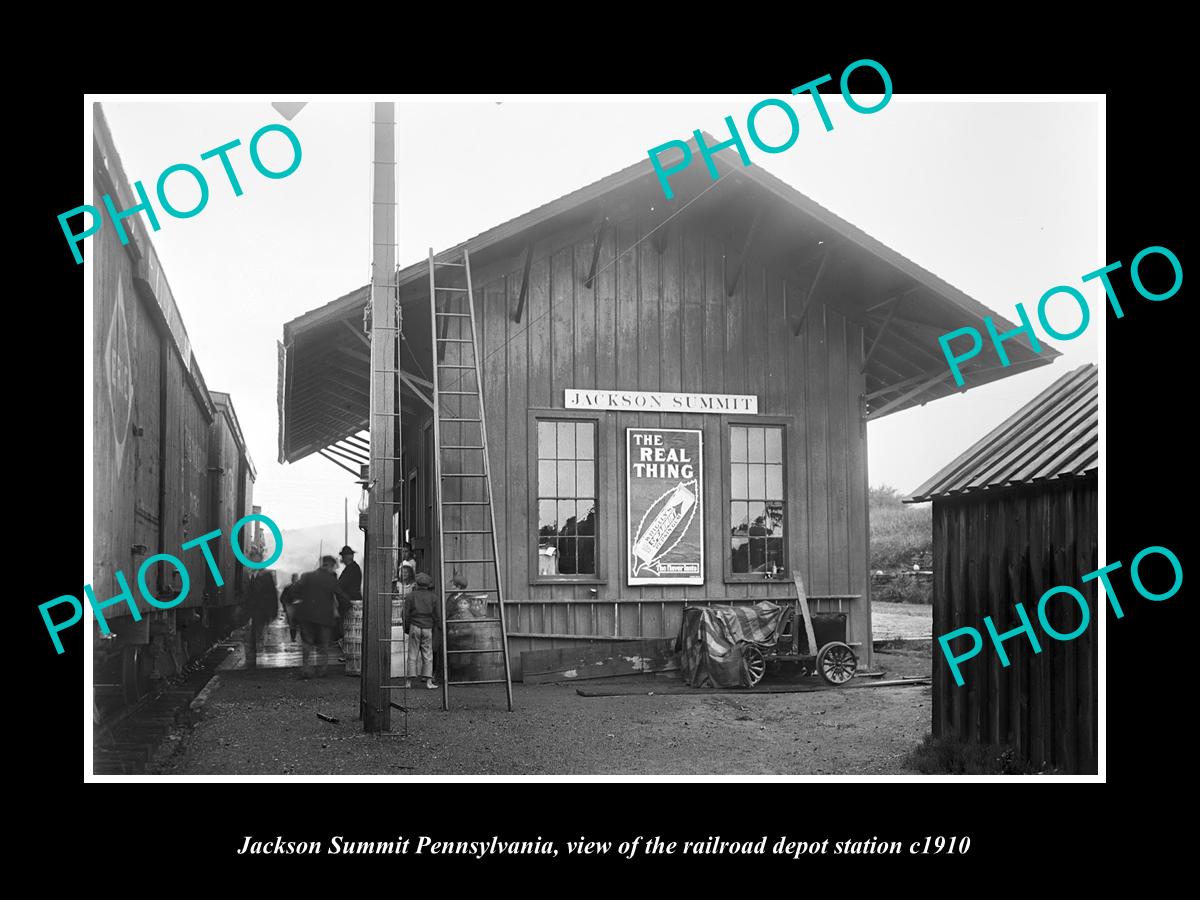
[674,601,786,687]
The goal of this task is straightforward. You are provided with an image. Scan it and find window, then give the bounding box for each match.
[536,419,597,576]
[729,424,785,576]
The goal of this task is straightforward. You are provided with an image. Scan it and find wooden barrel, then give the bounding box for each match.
[446,594,505,684]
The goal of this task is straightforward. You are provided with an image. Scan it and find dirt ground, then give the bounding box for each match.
[155,643,932,776]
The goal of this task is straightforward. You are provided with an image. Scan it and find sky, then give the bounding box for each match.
[96,96,1100,530]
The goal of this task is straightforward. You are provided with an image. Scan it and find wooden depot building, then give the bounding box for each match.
[277,135,1057,681]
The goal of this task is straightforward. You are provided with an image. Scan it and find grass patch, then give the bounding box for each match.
[873,576,932,604]
[870,485,933,571]
[905,733,1044,775]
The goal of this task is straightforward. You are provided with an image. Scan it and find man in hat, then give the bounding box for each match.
[293,556,349,678]
[337,545,362,619]
[403,572,442,689]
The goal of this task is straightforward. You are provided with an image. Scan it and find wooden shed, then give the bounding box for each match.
[907,363,1098,773]
[278,136,1057,680]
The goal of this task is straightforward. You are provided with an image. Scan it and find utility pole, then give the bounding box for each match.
[363,102,398,732]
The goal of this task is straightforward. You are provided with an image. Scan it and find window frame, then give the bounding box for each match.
[722,416,791,584]
[527,409,607,585]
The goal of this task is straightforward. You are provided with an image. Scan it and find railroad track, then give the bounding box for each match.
[92,640,234,775]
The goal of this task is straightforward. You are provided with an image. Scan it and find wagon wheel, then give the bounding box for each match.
[743,645,766,687]
[816,642,857,686]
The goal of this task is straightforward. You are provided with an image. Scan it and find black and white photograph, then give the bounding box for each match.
[82,91,1114,778]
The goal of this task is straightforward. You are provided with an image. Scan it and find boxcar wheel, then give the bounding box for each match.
[743,645,766,687]
[122,645,151,705]
[816,642,856,686]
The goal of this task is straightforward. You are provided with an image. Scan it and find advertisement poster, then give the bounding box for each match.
[626,428,704,585]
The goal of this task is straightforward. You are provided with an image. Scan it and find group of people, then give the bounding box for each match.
[248,543,448,688]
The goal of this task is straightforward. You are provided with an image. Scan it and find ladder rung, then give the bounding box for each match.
[439,338,474,343]
[372,413,403,417]
[434,261,465,267]
[441,445,484,450]
[435,287,470,292]
[446,617,504,624]
[446,648,505,655]
[444,588,500,593]
[443,501,491,505]
[443,558,495,564]
[439,390,479,395]
[435,312,472,318]
[438,364,474,369]
[442,417,481,422]
[444,530,492,534]
[448,679,509,686]
[442,473,489,478]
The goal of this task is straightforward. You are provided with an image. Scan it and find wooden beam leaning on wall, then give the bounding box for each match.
[790,245,834,336]
[860,286,921,373]
[513,242,535,323]
[726,207,764,297]
[584,210,609,290]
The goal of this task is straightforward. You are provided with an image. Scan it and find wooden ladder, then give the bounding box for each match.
[427,248,514,712]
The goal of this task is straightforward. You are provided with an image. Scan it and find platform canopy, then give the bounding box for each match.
[278,134,1058,466]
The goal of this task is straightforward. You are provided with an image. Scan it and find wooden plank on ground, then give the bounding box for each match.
[521,638,677,684]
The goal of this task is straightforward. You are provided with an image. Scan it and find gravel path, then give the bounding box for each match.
[155,647,931,776]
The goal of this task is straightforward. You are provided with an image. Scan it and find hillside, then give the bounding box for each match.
[870,485,932,604]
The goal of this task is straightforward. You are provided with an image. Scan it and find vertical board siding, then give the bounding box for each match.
[471,212,869,667]
[931,476,1098,774]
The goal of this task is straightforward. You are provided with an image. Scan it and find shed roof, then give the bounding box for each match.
[906,363,1097,503]
[279,132,1060,464]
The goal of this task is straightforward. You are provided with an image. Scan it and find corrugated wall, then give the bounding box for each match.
[451,210,870,676]
[931,474,1098,773]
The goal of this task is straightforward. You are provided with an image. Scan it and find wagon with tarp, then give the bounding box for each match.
[674,576,857,688]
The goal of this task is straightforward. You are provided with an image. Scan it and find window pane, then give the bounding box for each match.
[748,464,766,498]
[731,537,749,573]
[576,537,595,575]
[557,422,575,459]
[747,502,769,537]
[558,499,577,536]
[765,427,783,463]
[538,499,557,537]
[537,421,556,459]
[730,426,747,462]
[537,540,559,576]
[731,463,748,498]
[766,464,783,499]
[558,536,578,574]
[766,500,785,537]
[576,500,596,536]
[576,422,594,459]
[576,460,595,498]
[749,538,767,572]
[747,427,765,462]
[557,461,575,499]
[538,460,556,497]
[765,538,785,573]
[730,501,749,536]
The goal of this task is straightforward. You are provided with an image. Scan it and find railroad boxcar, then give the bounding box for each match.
[93,104,256,705]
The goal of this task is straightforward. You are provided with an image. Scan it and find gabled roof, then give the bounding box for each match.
[280,132,1060,463]
[906,363,1097,503]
